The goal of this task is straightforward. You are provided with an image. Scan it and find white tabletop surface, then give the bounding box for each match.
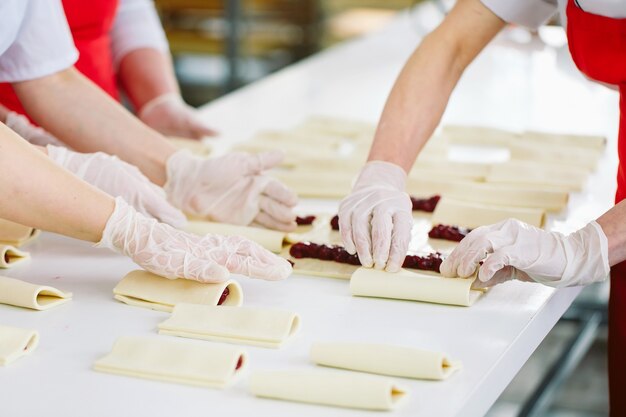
[0,3,621,417]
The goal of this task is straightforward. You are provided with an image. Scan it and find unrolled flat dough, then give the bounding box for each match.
[0,276,72,310]
[487,162,588,192]
[441,125,519,147]
[185,221,286,253]
[509,142,600,170]
[158,303,300,349]
[0,324,39,366]
[249,369,407,411]
[522,131,606,149]
[293,115,376,139]
[431,198,545,229]
[311,342,462,380]
[407,178,569,211]
[168,137,212,156]
[0,245,30,268]
[113,270,242,312]
[0,218,40,247]
[94,336,246,388]
[271,171,352,198]
[350,267,481,307]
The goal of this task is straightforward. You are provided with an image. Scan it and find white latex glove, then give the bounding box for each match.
[440,218,610,289]
[47,145,186,228]
[5,111,65,147]
[338,161,413,272]
[165,149,298,231]
[98,198,292,282]
[138,93,217,139]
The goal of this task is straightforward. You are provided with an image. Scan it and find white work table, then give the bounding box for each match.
[0,4,620,417]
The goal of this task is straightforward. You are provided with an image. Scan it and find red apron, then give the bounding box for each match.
[0,0,120,118]
[566,1,626,413]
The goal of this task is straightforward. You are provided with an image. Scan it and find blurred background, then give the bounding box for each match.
[154,1,609,416]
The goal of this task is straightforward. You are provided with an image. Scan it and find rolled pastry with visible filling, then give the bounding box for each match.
[158,304,300,349]
[0,218,40,247]
[185,221,286,253]
[350,267,481,307]
[0,325,39,366]
[0,276,72,310]
[311,342,462,380]
[431,198,545,229]
[0,245,30,269]
[113,270,242,312]
[94,336,246,388]
[249,369,407,411]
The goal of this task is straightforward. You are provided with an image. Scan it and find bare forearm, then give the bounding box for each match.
[368,0,505,172]
[0,124,114,242]
[596,201,626,266]
[118,48,180,111]
[12,68,176,185]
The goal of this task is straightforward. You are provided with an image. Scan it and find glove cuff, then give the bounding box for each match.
[354,160,407,192]
[138,93,183,120]
[163,149,200,210]
[95,197,135,254]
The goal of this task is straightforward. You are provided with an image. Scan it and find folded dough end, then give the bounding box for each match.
[0,245,30,268]
[33,288,73,310]
[222,281,243,307]
[0,326,39,366]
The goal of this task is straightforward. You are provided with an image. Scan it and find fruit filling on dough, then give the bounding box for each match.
[428,224,472,242]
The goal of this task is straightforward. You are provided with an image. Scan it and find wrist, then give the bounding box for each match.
[356,160,407,191]
[138,93,182,120]
[596,216,626,266]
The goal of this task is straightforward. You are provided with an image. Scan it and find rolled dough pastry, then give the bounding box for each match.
[0,218,40,247]
[311,342,462,380]
[185,221,286,253]
[282,246,357,280]
[113,270,243,312]
[508,142,601,170]
[158,303,300,348]
[0,245,30,269]
[0,324,39,366]
[350,267,481,307]
[407,178,569,211]
[487,162,588,192]
[0,276,72,310]
[168,137,212,156]
[431,198,545,229]
[249,369,407,411]
[522,130,606,149]
[94,336,246,388]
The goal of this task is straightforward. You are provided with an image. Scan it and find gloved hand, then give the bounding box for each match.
[440,218,610,289]
[338,161,413,272]
[138,93,217,140]
[5,111,65,147]
[98,198,292,282]
[46,145,186,228]
[165,149,298,231]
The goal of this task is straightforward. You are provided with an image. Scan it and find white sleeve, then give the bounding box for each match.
[0,0,78,83]
[480,0,558,29]
[110,0,170,67]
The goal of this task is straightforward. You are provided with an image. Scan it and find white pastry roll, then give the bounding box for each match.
[311,342,462,380]
[0,325,39,366]
[431,198,545,229]
[94,336,246,388]
[0,245,30,269]
[0,276,72,310]
[158,304,300,348]
[0,218,40,247]
[113,270,242,312]
[249,369,408,411]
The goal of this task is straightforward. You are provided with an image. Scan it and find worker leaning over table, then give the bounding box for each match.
[338,0,625,413]
[0,0,293,282]
[0,0,299,233]
[0,0,215,140]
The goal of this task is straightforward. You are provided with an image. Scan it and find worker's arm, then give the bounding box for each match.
[339,0,506,271]
[12,67,176,186]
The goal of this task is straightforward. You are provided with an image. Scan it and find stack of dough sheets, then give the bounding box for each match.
[350,267,481,307]
[94,336,246,388]
[0,218,40,247]
[311,342,462,380]
[0,276,72,310]
[113,270,243,312]
[158,304,301,348]
[431,198,545,229]
[0,325,39,366]
[0,245,30,268]
[249,369,407,411]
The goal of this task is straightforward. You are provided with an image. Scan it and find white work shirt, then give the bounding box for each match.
[0,0,78,83]
[481,0,626,29]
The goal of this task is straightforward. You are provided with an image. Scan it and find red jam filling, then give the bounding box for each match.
[235,355,244,370]
[217,287,230,305]
[296,215,316,226]
[428,224,471,242]
[330,215,339,231]
[410,195,441,212]
[289,242,443,272]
